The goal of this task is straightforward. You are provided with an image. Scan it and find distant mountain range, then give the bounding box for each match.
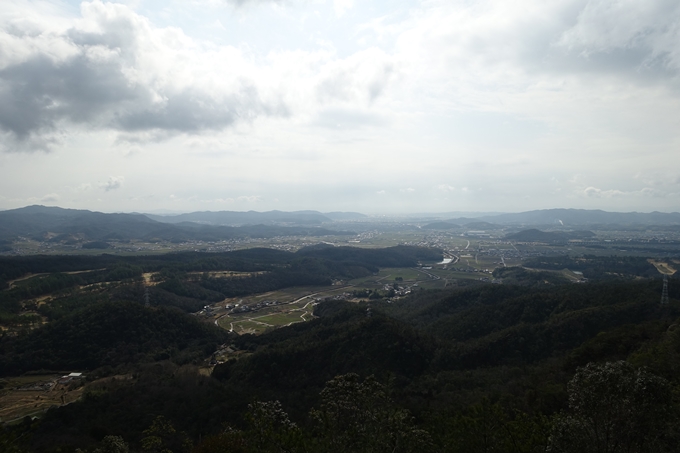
[1,205,679,245]
[145,210,366,226]
[476,209,680,226]
[0,206,355,243]
[424,209,680,227]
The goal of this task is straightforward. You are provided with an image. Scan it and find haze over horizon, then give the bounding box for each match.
[2,0,679,215]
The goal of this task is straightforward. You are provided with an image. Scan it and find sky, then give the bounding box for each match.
[1,0,679,215]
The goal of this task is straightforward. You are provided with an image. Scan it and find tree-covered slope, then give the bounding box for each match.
[0,301,229,375]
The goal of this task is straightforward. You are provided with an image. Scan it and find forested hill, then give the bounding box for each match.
[0,301,229,375]
[0,245,440,287]
[2,244,679,453]
[0,245,441,325]
[216,278,680,400]
[15,276,678,453]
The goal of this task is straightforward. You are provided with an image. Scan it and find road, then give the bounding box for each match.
[412,267,441,281]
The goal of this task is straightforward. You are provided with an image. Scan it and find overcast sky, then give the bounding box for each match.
[1,0,679,214]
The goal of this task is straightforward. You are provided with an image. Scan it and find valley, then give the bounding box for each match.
[1,206,679,452]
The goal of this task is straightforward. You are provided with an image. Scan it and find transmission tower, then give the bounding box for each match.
[660,274,669,305]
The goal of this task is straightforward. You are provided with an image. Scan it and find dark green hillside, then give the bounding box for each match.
[0,246,441,329]
[0,301,229,375]
[4,277,680,453]
[213,303,437,417]
[151,246,439,302]
[522,254,659,280]
[492,266,572,286]
[0,247,300,290]
[382,280,679,368]
[29,362,244,453]
[2,246,680,453]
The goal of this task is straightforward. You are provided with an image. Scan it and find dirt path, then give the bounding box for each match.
[649,260,677,275]
[7,269,107,290]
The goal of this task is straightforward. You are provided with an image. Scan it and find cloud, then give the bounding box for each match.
[312,107,387,129]
[100,176,124,192]
[334,0,354,18]
[399,187,415,193]
[237,195,262,202]
[221,0,285,6]
[316,48,395,104]
[390,0,680,118]
[122,147,141,157]
[582,186,669,199]
[640,187,665,198]
[41,193,60,202]
[437,184,455,192]
[0,1,284,150]
[0,1,402,152]
[557,0,680,73]
[584,186,625,198]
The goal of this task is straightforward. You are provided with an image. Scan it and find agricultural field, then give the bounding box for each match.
[209,285,348,334]
[205,262,483,335]
[0,374,84,424]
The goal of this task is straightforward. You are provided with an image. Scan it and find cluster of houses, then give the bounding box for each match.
[56,372,84,386]
[314,292,352,303]
[382,284,413,297]
[228,299,282,314]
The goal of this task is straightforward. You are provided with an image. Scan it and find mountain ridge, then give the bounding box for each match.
[0,206,354,243]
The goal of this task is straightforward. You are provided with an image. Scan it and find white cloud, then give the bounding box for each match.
[100,176,124,192]
[558,0,680,71]
[41,193,60,202]
[0,1,399,152]
[1,0,680,214]
[584,186,625,198]
[582,186,670,199]
[334,0,354,18]
[0,1,280,149]
[123,147,141,157]
[237,195,262,202]
[315,47,395,105]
